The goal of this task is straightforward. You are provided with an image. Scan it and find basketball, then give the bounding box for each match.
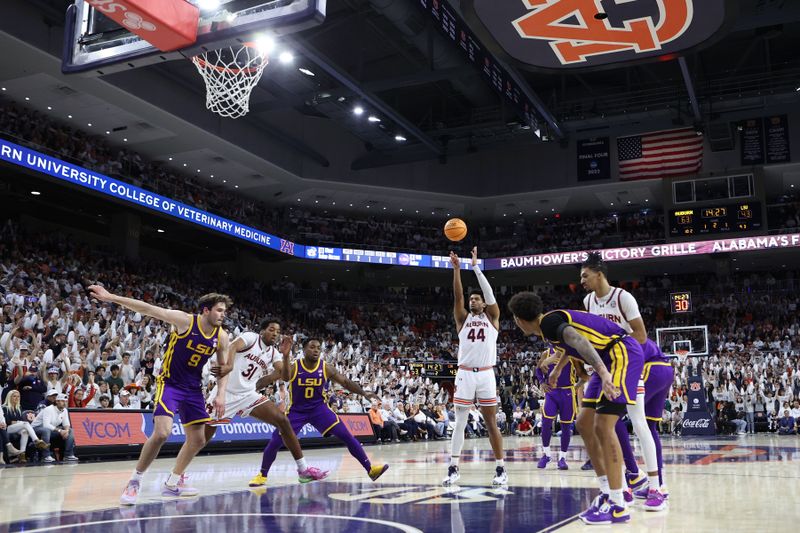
[444,218,468,241]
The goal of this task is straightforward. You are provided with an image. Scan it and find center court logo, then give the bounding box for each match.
[467,0,729,70]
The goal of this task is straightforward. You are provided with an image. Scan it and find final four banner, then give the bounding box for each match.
[576,137,610,181]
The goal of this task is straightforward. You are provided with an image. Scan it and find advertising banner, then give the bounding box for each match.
[72,410,374,448]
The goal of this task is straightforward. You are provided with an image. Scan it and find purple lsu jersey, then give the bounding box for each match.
[536,347,578,423]
[286,358,342,436]
[535,347,577,388]
[643,339,670,364]
[159,314,219,390]
[287,358,332,413]
[543,310,643,406]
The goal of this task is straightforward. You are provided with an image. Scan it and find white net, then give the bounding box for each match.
[190,45,269,119]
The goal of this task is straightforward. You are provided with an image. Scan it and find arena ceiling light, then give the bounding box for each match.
[157,229,165,233]
[30,191,41,196]
[47,106,52,110]
[367,116,381,123]
[394,134,407,142]
[279,51,294,64]
[298,68,315,76]
[353,106,364,116]
[255,35,276,55]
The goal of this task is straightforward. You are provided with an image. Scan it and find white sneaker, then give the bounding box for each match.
[120,480,140,506]
[65,455,79,462]
[492,466,508,486]
[442,465,460,486]
[43,456,55,463]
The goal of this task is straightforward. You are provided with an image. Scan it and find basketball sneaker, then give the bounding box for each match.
[492,466,508,486]
[162,475,199,497]
[557,458,569,470]
[579,493,608,520]
[369,464,389,481]
[634,485,649,499]
[644,489,668,511]
[626,470,647,490]
[581,459,593,471]
[442,465,460,486]
[119,480,140,506]
[537,455,551,469]
[581,502,630,525]
[298,466,329,483]
[623,488,634,504]
[249,473,268,487]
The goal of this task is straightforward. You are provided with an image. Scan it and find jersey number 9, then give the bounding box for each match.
[188,354,203,367]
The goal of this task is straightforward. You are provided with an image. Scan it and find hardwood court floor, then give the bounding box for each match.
[1,434,798,532]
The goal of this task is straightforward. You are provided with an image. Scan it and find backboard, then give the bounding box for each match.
[655,325,709,358]
[62,0,326,75]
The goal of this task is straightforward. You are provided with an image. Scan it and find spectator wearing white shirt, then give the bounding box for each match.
[32,393,77,462]
[114,389,136,410]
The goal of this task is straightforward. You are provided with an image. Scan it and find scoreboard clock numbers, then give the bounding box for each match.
[670,292,692,313]
[669,202,762,237]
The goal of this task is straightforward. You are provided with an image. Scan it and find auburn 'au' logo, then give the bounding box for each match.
[513,0,693,64]
[468,0,728,70]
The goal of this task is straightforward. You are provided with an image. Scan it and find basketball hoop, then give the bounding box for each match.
[675,349,689,365]
[190,43,269,119]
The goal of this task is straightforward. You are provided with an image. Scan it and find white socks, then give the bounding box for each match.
[131,469,143,482]
[598,475,610,494]
[165,472,181,487]
[450,456,460,467]
[496,459,505,468]
[296,457,308,471]
[648,474,660,491]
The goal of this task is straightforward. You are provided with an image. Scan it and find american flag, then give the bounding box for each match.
[617,128,703,180]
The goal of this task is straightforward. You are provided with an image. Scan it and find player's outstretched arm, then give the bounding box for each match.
[451,252,468,329]
[327,364,379,402]
[213,330,231,406]
[88,284,191,332]
[562,326,619,400]
[470,247,500,326]
[256,365,282,390]
[212,336,245,379]
[279,335,293,383]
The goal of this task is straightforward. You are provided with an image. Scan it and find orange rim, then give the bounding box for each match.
[193,42,268,75]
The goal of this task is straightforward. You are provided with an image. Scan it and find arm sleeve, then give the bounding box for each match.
[582,294,591,311]
[471,266,496,306]
[619,290,642,323]
[539,311,570,343]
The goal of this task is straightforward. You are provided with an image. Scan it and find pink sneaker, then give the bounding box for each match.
[645,489,668,511]
[298,466,330,483]
[119,480,140,506]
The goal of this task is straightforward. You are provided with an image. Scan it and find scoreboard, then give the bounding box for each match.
[670,292,692,313]
[669,202,762,237]
[406,361,458,379]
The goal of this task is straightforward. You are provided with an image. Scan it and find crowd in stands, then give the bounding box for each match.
[2,216,800,464]
[0,98,665,256]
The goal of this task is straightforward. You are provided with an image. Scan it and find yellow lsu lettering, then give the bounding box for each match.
[297,378,323,387]
[186,340,215,356]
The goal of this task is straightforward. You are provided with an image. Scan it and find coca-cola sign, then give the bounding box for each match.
[682,418,711,429]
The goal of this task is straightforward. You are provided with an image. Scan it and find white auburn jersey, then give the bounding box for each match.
[226,331,279,395]
[583,286,641,334]
[457,312,498,368]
